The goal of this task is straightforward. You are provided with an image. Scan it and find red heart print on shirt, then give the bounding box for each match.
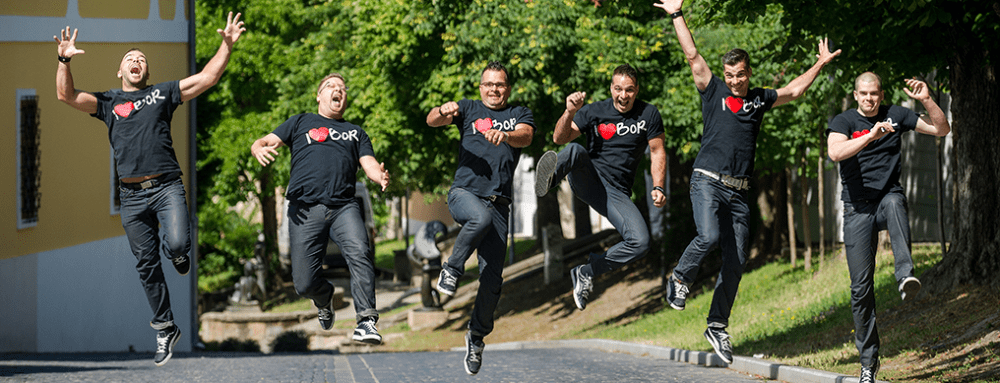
[114,101,135,118]
[725,96,743,113]
[852,129,871,139]
[598,123,616,140]
[474,118,494,133]
[309,127,329,142]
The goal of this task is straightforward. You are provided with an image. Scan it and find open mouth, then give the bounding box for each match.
[130,65,140,75]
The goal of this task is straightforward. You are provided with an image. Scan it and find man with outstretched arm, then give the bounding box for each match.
[54,12,245,366]
[534,63,667,313]
[426,61,535,375]
[827,73,950,383]
[655,0,840,365]
[251,73,390,346]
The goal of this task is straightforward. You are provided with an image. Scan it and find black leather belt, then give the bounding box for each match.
[120,172,180,190]
[487,195,511,206]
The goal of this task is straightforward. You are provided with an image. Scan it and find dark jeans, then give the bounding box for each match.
[444,187,509,338]
[843,191,914,367]
[552,143,650,277]
[673,171,750,328]
[118,177,191,330]
[287,200,378,322]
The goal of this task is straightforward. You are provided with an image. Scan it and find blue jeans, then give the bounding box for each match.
[118,177,191,330]
[842,191,914,367]
[673,171,750,328]
[553,143,650,277]
[287,200,378,322]
[444,187,509,338]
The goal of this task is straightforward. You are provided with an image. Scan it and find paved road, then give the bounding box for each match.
[0,347,769,382]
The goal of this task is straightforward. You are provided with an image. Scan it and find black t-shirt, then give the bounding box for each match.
[272,113,376,206]
[450,99,535,199]
[827,105,919,202]
[573,98,664,194]
[692,75,778,178]
[91,81,183,179]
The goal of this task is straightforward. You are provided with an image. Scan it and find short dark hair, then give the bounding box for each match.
[482,61,510,85]
[854,72,883,92]
[613,64,638,86]
[722,48,751,69]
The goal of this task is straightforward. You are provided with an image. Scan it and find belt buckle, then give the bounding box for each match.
[140,180,154,189]
[721,175,746,190]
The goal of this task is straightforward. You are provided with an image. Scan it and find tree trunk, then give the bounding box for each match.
[535,189,563,241]
[258,169,278,299]
[573,195,592,238]
[799,161,812,270]
[786,167,797,268]
[818,155,826,269]
[749,170,787,263]
[921,33,1000,293]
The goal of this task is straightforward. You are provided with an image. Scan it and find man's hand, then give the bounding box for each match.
[654,0,683,15]
[377,162,390,191]
[484,129,509,146]
[815,37,841,66]
[903,78,930,101]
[565,91,587,114]
[651,189,667,208]
[54,26,85,59]
[217,11,246,46]
[439,101,460,118]
[251,142,280,167]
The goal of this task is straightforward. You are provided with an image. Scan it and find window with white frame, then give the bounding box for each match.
[16,89,41,229]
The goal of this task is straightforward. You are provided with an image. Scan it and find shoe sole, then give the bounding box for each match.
[704,330,733,364]
[154,328,181,367]
[353,334,383,345]
[535,151,557,197]
[571,267,587,311]
[464,334,481,376]
[900,277,921,301]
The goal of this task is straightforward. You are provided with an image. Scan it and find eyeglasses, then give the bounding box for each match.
[480,82,508,90]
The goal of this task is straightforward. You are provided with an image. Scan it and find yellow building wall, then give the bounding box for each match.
[1,42,191,259]
[0,0,183,20]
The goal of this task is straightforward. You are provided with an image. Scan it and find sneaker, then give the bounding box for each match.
[859,359,880,383]
[704,327,733,364]
[899,276,921,301]
[534,150,558,197]
[665,273,690,311]
[153,325,181,366]
[437,267,459,296]
[317,290,336,330]
[463,332,485,375]
[352,317,383,345]
[170,254,190,276]
[570,265,593,311]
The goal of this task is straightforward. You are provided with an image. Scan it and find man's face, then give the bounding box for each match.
[610,74,638,113]
[479,69,510,110]
[853,80,884,117]
[723,61,751,97]
[117,50,149,87]
[316,77,348,119]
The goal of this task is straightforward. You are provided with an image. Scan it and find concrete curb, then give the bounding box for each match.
[453,339,885,383]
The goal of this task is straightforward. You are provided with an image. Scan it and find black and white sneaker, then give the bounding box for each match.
[666,273,690,311]
[464,332,485,375]
[534,151,558,197]
[170,254,190,276]
[899,276,921,301]
[570,265,593,311]
[154,325,181,366]
[352,317,383,345]
[859,359,880,383]
[437,267,459,296]
[704,327,733,364]
[317,290,336,330]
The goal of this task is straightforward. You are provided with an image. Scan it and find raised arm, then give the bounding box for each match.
[903,78,951,137]
[54,27,98,114]
[179,11,245,102]
[250,133,285,167]
[656,0,711,91]
[648,133,667,208]
[553,91,586,145]
[359,156,390,192]
[427,101,459,127]
[773,37,841,107]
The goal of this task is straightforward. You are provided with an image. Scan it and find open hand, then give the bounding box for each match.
[53,26,85,59]
[218,12,246,46]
